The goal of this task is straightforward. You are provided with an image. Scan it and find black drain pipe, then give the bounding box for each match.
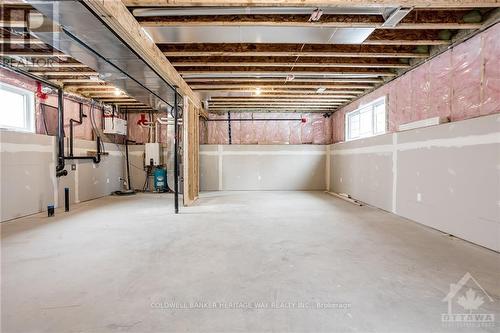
[174,86,180,214]
[125,139,135,191]
[56,87,68,177]
[228,111,232,145]
[65,102,102,164]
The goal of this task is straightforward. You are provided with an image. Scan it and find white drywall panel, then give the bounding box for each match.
[200,145,327,191]
[329,113,500,251]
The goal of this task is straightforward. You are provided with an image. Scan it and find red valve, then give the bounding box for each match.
[137,113,148,125]
[36,82,48,100]
[301,118,307,123]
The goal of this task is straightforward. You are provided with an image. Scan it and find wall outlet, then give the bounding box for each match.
[417,193,422,202]
[71,164,77,171]
[106,178,110,184]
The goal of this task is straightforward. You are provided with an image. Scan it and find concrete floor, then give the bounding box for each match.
[1,191,499,333]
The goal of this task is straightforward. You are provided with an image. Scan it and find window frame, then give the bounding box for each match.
[0,82,35,133]
[345,96,387,141]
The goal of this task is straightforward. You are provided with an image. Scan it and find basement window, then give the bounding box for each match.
[345,96,386,141]
[0,83,35,133]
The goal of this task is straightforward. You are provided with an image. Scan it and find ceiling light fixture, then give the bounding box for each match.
[316,87,326,93]
[113,88,122,96]
[255,87,262,96]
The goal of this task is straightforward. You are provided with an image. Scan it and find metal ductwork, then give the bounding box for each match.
[144,26,375,45]
[132,6,391,17]
[26,1,182,112]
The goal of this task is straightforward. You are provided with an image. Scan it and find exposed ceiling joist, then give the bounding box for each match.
[60,78,105,83]
[29,71,98,76]
[0,20,26,28]
[122,0,498,8]
[173,61,409,69]
[138,20,481,30]
[164,50,427,58]
[83,0,203,109]
[196,89,365,94]
[0,37,45,45]
[16,63,90,68]
[185,78,384,83]
[182,71,396,78]
[0,52,70,58]
[191,84,375,89]
[363,39,449,45]
[211,95,350,99]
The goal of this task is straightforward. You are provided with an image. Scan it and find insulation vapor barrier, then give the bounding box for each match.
[331,23,500,143]
[0,67,125,144]
[205,112,332,145]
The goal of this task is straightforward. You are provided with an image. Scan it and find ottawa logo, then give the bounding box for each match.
[441,272,495,328]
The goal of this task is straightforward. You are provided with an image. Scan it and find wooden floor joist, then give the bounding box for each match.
[83,0,203,109]
[185,78,384,84]
[138,19,481,30]
[208,95,350,103]
[160,43,429,56]
[122,0,498,8]
[196,89,365,94]
[0,37,45,45]
[173,61,410,69]
[165,51,428,58]
[191,83,375,89]
[28,71,98,76]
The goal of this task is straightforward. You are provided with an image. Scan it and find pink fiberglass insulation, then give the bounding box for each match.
[207,113,229,144]
[199,118,208,144]
[451,33,482,121]
[1,68,116,142]
[127,113,152,144]
[230,113,241,144]
[204,112,333,144]
[239,112,256,144]
[411,62,431,121]
[428,51,452,121]
[482,23,500,116]
[331,110,345,143]
[289,117,302,145]
[331,23,500,143]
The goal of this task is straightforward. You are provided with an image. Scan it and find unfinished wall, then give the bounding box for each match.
[204,113,332,145]
[0,67,126,143]
[329,113,500,252]
[0,130,125,222]
[200,145,327,191]
[332,23,500,143]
